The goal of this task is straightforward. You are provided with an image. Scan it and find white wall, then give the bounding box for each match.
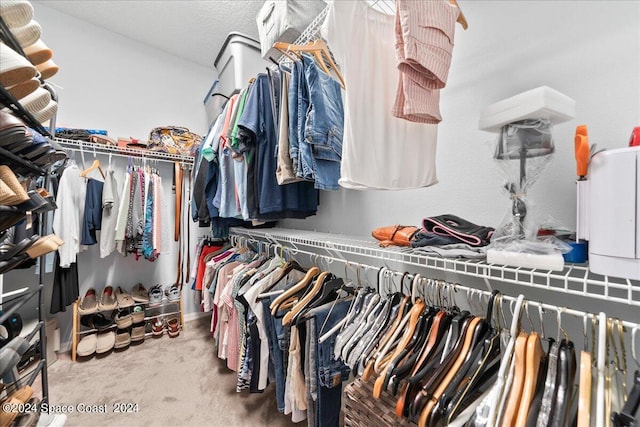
[282,0,640,238]
[32,2,216,138]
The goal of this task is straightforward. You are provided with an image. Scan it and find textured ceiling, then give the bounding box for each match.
[32,0,264,68]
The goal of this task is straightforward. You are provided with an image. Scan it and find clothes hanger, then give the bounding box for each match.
[384,309,433,393]
[343,294,391,367]
[334,292,379,360]
[501,323,530,427]
[423,318,487,420]
[449,0,469,30]
[408,315,475,422]
[362,294,410,381]
[416,316,483,427]
[273,39,346,89]
[514,331,545,426]
[432,291,503,423]
[340,292,385,361]
[444,329,501,424]
[373,299,426,399]
[79,148,105,179]
[266,265,317,311]
[578,313,594,427]
[282,271,332,325]
[396,309,452,418]
[481,294,525,427]
[611,325,639,426]
[352,293,402,376]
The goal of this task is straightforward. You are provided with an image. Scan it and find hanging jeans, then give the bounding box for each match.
[306,299,352,427]
[301,53,344,191]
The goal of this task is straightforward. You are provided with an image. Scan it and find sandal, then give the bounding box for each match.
[167,315,180,338]
[151,317,165,336]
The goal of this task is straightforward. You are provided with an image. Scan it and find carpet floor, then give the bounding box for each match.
[45,316,299,427]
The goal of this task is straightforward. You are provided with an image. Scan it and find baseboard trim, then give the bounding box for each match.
[184,311,210,322]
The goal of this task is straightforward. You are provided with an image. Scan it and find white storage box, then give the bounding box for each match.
[479,86,576,132]
[205,33,270,124]
[256,0,327,63]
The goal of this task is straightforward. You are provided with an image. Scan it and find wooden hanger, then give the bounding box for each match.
[373,300,425,398]
[269,266,320,315]
[273,40,346,89]
[515,332,545,426]
[449,0,468,30]
[273,42,300,63]
[282,271,331,325]
[79,159,105,178]
[500,331,529,427]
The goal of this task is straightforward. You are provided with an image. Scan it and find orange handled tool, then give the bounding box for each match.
[574,125,590,179]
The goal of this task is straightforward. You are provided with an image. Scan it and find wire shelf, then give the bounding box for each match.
[54,137,195,164]
[229,227,640,307]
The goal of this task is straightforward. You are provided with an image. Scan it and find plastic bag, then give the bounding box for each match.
[490,119,554,247]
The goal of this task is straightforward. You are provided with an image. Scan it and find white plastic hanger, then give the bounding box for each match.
[486,294,525,427]
[596,312,607,427]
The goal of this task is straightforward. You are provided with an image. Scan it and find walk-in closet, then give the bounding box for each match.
[1,0,638,426]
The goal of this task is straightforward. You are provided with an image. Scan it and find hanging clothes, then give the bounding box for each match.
[99,167,119,258]
[80,178,104,246]
[52,162,87,267]
[322,0,438,190]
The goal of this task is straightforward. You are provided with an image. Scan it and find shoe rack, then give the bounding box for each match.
[1,10,61,418]
[71,294,184,362]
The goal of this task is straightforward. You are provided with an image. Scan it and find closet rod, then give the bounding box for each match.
[54,137,195,165]
[232,234,640,332]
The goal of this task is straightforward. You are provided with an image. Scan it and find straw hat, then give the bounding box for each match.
[10,19,42,48]
[36,59,58,80]
[15,86,51,116]
[0,0,34,29]
[31,98,57,124]
[23,40,53,65]
[5,77,39,100]
[0,42,37,87]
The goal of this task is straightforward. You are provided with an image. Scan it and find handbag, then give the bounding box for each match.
[147,126,202,156]
[372,225,419,247]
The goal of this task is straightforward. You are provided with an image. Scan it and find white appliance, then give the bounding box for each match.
[587,145,640,279]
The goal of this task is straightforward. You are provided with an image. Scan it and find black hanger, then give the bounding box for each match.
[549,339,576,427]
[383,311,433,393]
[612,370,640,426]
[408,313,473,422]
[388,308,437,388]
[433,321,492,423]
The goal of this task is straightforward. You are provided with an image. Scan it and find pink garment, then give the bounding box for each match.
[393,0,459,123]
[213,261,240,338]
[153,174,161,254]
[221,281,239,371]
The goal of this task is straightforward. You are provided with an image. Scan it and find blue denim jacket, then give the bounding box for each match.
[301,54,344,190]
